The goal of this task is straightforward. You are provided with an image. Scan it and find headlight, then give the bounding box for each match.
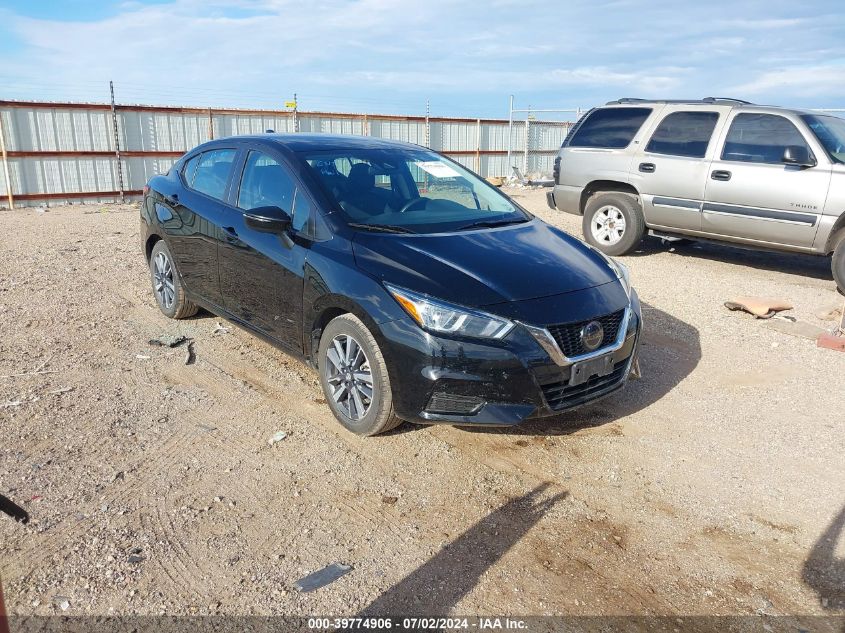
[385,284,514,339]
[588,247,631,297]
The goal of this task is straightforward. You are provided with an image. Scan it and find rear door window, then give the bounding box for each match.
[191,149,237,200]
[569,107,652,149]
[645,111,720,158]
[721,113,812,164]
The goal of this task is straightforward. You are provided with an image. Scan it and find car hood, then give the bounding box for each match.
[351,219,619,307]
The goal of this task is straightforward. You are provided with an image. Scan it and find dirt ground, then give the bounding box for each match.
[1,188,844,623]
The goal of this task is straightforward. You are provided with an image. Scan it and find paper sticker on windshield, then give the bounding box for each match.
[415,161,460,178]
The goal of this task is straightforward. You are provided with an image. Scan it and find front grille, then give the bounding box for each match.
[425,392,484,415]
[547,309,625,358]
[540,361,627,411]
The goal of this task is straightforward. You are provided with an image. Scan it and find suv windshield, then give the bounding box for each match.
[802,114,845,164]
[301,148,529,234]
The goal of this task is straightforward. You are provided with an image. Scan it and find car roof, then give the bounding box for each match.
[602,98,822,117]
[197,133,424,153]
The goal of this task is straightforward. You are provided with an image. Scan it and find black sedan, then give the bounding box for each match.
[141,134,642,435]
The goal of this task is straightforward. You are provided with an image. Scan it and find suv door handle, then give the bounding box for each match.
[711,170,732,181]
[639,162,656,173]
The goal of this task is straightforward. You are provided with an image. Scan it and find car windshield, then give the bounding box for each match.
[802,114,845,164]
[301,147,529,233]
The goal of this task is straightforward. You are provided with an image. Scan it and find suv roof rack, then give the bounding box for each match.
[606,97,753,106]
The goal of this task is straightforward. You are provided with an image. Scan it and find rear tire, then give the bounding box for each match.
[149,240,198,319]
[582,191,645,256]
[832,229,845,296]
[318,314,402,436]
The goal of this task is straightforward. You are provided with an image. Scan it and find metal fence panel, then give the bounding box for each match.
[0,100,576,207]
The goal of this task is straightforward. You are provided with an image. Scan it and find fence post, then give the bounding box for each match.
[506,95,513,177]
[425,99,430,148]
[0,110,13,209]
[208,108,214,140]
[475,118,481,174]
[523,105,530,176]
[109,81,125,203]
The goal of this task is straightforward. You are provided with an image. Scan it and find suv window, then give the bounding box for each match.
[569,107,652,149]
[191,149,236,200]
[645,111,719,158]
[237,151,296,214]
[182,154,200,186]
[721,113,811,164]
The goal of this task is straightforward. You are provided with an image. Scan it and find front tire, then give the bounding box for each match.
[149,240,198,319]
[832,229,845,296]
[318,314,402,436]
[582,191,645,256]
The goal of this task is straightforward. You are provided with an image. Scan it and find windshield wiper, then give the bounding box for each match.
[455,218,528,231]
[347,222,416,234]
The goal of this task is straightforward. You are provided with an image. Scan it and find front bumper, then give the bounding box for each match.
[377,290,643,426]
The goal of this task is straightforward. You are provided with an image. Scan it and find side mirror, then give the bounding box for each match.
[782,145,815,168]
[244,206,291,233]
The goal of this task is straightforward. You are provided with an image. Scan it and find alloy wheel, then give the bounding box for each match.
[591,205,627,246]
[153,251,175,310]
[324,334,374,420]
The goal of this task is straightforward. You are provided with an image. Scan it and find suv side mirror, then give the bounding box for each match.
[244,206,292,233]
[782,145,816,168]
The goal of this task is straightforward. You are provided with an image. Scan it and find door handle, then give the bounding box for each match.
[711,170,732,181]
[639,162,656,173]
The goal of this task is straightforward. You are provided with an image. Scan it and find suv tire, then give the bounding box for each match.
[318,313,402,436]
[149,240,199,319]
[582,191,645,256]
[832,229,845,296]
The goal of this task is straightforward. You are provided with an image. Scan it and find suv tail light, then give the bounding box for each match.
[553,156,561,183]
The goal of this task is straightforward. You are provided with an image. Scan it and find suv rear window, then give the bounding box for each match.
[645,111,719,158]
[569,107,652,149]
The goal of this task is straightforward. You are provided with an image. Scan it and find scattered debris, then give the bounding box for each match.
[184,341,196,366]
[764,319,826,340]
[212,322,230,335]
[196,423,217,433]
[724,296,793,319]
[51,596,70,611]
[268,431,288,446]
[148,334,188,348]
[486,176,504,187]
[48,386,74,395]
[135,354,151,360]
[511,166,554,187]
[128,553,145,564]
[0,494,30,524]
[381,495,399,505]
[816,302,843,322]
[294,563,353,592]
[0,400,23,409]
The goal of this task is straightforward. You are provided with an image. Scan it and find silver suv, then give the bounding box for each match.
[547,98,845,289]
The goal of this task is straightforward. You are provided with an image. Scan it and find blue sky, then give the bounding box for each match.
[0,0,843,118]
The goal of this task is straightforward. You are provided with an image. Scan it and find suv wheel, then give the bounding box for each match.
[149,240,198,319]
[832,229,845,296]
[582,191,645,256]
[318,314,402,436]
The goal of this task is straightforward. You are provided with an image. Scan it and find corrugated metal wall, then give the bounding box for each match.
[0,101,571,207]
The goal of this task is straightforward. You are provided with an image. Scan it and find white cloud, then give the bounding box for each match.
[731,64,845,98]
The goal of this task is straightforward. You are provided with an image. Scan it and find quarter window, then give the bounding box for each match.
[721,113,812,164]
[237,151,296,215]
[182,154,200,186]
[191,149,236,200]
[569,107,652,149]
[646,111,719,158]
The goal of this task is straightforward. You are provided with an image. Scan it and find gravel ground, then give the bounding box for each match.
[1,190,843,622]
